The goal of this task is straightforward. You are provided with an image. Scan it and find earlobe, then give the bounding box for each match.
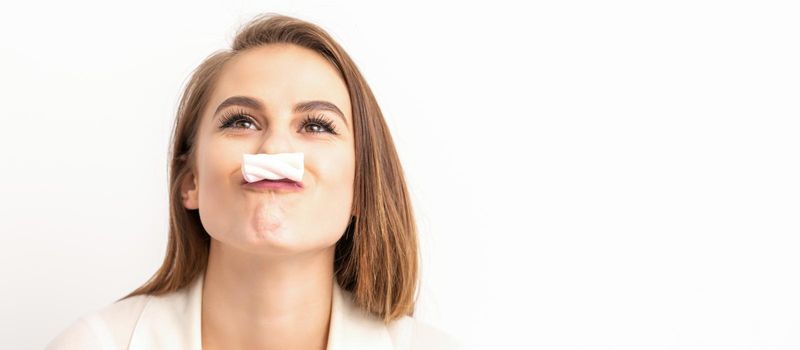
[181,172,199,210]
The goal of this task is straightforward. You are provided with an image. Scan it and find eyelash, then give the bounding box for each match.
[217,108,339,135]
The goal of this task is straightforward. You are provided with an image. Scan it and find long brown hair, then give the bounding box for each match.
[120,13,419,323]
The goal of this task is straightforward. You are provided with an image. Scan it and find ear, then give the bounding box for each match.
[180,170,199,210]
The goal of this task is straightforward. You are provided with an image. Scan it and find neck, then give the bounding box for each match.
[201,238,335,350]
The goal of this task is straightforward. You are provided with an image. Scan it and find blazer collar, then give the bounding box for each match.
[129,272,394,350]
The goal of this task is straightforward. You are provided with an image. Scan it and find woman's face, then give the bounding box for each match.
[181,43,355,257]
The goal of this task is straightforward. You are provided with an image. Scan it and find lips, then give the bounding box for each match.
[241,178,304,191]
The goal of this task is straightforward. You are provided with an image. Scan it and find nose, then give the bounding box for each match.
[256,125,296,155]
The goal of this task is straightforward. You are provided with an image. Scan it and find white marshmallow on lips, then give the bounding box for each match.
[241,152,304,183]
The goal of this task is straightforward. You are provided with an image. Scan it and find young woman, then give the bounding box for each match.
[47,13,460,350]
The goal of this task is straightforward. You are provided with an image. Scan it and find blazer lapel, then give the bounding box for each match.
[129,274,203,350]
[327,278,394,350]
[128,273,394,350]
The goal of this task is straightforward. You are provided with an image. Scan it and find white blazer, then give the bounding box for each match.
[46,274,461,349]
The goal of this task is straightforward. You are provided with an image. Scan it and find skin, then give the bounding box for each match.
[180,43,355,350]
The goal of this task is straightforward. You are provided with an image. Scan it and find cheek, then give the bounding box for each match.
[313,148,355,190]
[195,138,242,228]
[303,148,355,244]
[305,147,356,218]
[198,141,237,194]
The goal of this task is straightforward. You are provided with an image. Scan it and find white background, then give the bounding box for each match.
[1,0,798,349]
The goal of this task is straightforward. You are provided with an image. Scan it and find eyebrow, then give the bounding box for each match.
[214,95,348,127]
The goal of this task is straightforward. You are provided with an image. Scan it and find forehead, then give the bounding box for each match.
[206,44,351,118]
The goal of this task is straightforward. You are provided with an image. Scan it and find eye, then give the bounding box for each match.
[218,110,257,130]
[302,114,339,135]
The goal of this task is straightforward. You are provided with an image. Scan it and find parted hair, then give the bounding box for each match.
[120,13,419,323]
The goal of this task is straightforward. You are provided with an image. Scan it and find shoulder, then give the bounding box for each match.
[386,315,463,350]
[46,294,152,350]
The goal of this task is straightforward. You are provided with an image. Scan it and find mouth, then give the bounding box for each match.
[241,178,304,191]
